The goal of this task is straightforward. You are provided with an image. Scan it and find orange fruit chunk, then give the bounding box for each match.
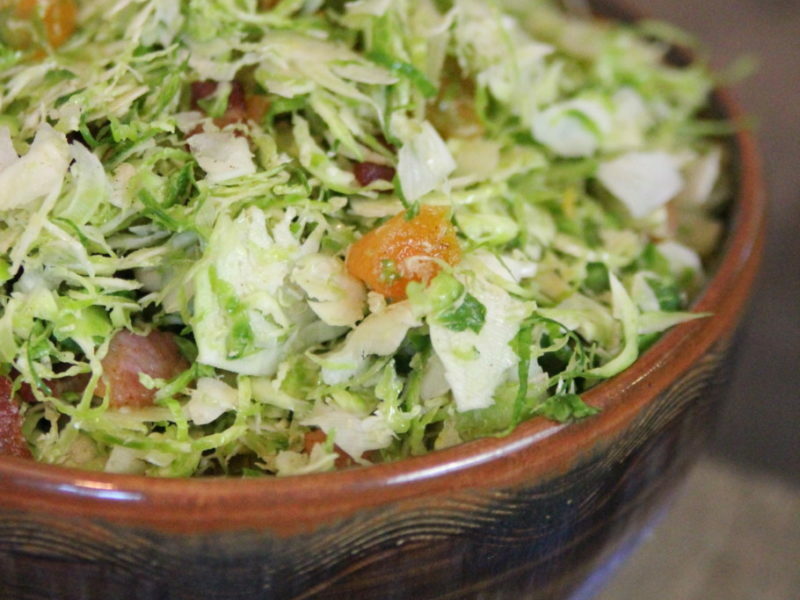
[43,0,76,48]
[346,205,461,300]
[14,0,77,48]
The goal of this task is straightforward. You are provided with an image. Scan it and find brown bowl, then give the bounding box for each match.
[0,8,765,600]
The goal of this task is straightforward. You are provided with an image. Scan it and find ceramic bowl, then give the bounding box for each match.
[0,5,765,600]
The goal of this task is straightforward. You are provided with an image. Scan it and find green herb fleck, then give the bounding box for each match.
[438,293,487,334]
[536,394,600,423]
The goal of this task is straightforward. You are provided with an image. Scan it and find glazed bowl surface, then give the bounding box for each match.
[0,4,765,600]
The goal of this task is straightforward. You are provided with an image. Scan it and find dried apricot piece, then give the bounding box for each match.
[346,205,461,300]
[15,0,37,19]
[42,0,77,48]
[15,0,77,48]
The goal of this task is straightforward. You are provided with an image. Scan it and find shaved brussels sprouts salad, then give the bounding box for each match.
[0,0,730,476]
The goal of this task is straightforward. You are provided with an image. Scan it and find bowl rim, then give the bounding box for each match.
[0,74,766,535]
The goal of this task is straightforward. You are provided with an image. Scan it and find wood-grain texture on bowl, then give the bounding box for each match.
[0,8,765,600]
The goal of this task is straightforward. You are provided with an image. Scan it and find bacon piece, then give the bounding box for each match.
[17,381,37,405]
[226,82,246,112]
[189,81,216,108]
[96,330,190,409]
[214,81,247,127]
[189,80,268,130]
[18,372,91,404]
[303,429,355,470]
[0,377,32,458]
[190,80,245,121]
[354,162,396,187]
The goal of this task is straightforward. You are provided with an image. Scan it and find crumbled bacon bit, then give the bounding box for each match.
[189,80,221,110]
[354,161,396,187]
[303,429,355,469]
[95,330,190,409]
[0,377,32,459]
[227,81,246,113]
[188,80,269,131]
[17,381,37,405]
[18,372,91,404]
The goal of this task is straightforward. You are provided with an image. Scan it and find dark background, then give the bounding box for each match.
[629,0,800,482]
[597,1,799,598]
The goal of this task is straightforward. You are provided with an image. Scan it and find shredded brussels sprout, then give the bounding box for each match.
[0,0,728,476]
